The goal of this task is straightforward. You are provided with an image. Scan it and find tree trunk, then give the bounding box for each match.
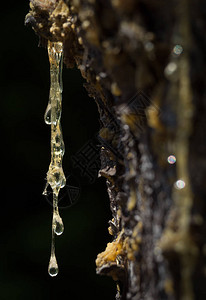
[25,1,206,299]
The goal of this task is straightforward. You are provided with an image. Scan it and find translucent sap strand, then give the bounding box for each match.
[45,41,66,277]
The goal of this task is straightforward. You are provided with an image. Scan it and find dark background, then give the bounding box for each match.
[0,1,114,299]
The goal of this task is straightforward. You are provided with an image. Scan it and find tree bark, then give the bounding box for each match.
[25,1,206,299]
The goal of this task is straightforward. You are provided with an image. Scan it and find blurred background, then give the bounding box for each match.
[0,1,115,299]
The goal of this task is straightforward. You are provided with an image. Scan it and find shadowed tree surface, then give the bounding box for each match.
[25,1,206,299]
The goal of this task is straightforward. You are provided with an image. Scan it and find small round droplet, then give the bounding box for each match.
[164,62,177,77]
[99,72,107,78]
[49,266,58,277]
[173,44,183,56]
[44,104,51,125]
[144,41,154,52]
[48,255,59,277]
[175,179,185,189]
[54,219,64,236]
[167,155,176,164]
[61,175,66,188]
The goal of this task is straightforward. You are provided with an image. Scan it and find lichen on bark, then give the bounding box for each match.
[25,1,206,299]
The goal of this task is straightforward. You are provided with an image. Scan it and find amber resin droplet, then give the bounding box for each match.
[44,41,65,276]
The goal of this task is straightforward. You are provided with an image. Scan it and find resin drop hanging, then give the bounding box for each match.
[44,40,66,277]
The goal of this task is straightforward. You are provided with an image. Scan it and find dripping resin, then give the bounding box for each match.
[43,41,66,277]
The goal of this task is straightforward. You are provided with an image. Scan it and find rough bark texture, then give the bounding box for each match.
[25,1,206,299]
